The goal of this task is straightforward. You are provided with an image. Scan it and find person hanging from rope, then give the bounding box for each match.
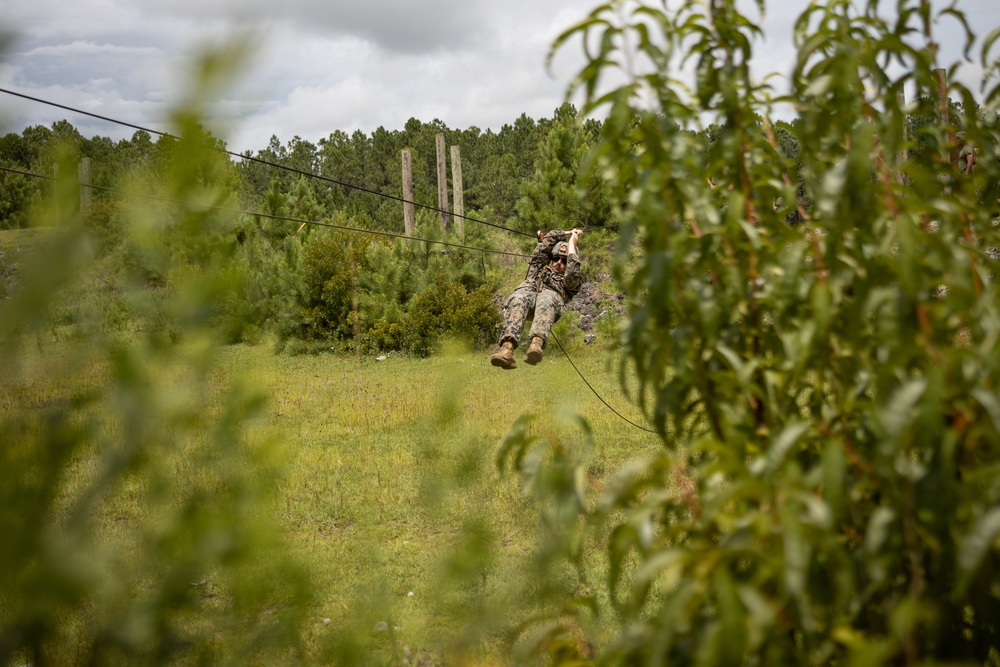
[490,228,583,369]
[958,133,978,175]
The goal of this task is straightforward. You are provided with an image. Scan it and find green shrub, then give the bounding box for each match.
[299,227,374,341]
[399,273,500,356]
[227,228,305,344]
[356,237,412,335]
[0,167,42,230]
[1,42,312,667]
[455,283,504,350]
[80,199,126,253]
[500,0,1000,664]
[221,199,509,352]
[594,304,624,350]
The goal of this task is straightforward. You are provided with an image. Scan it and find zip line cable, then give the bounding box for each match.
[0,86,536,239]
[548,332,658,434]
[3,164,653,434]
[0,165,532,258]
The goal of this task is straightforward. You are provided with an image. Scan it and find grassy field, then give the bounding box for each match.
[4,329,661,663]
[1,222,661,662]
[238,341,658,661]
[0,227,48,254]
[0,227,51,298]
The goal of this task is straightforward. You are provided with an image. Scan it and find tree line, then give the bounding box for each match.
[0,91,995,357]
[2,94,990,234]
[0,104,610,233]
[0,96,996,237]
[0,104,614,354]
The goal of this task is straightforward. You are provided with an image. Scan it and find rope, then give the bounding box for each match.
[548,331,658,434]
[0,165,532,258]
[0,165,55,181]
[0,87,535,238]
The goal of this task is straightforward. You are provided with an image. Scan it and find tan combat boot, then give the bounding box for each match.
[524,337,544,365]
[490,341,517,370]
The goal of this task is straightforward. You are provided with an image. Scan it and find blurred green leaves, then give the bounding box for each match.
[503,0,1000,663]
[0,42,311,666]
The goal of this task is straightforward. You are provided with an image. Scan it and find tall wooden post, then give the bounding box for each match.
[934,68,949,125]
[401,149,415,236]
[934,67,954,166]
[435,133,450,233]
[78,157,92,212]
[450,145,464,238]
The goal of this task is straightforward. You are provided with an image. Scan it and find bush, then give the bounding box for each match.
[360,315,410,353]
[227,228,305,344]
[500,0,1000,664]
[78,199,118,251]
[299,228,374,341]
[1,43,312,666]
[398,273,501,356]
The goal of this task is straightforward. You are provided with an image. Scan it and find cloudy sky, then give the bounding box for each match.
[1,0,998,154]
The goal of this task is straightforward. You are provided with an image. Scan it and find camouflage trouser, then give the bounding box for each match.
[498,282,564,348]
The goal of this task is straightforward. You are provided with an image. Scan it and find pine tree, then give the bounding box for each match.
[511,105,610,232]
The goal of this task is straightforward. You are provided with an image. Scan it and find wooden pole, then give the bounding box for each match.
[78,157,92,212]
[435,133,450,234]
[450,145,464,238]
[934,68,949,125]
[933,67,954,167]
[401,149,415,236]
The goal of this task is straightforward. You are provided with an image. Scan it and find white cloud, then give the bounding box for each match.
[17,41,160,58]
[1,0,996,155]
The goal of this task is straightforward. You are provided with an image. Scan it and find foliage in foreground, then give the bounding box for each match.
[5,1,1000,665]
[0,44,313,666]
[497,0,1000,664]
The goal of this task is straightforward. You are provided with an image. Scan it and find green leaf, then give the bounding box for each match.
[631,549,687,608]
[713,568,747,664]
[750,422,809,476]
[608,523,640,606]
[822,440,847,523]
[598,455,664,511]
[863,506,896,555]
[496,413,537,472]
[878,379,926,440]
[804,73,835,97]
[782,498,815,630]
[716,343,760,391]
[972,388,1000,434]
[957,507,1000,594]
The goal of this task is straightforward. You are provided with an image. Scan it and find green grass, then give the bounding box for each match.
[0,226,50,253]
[0,227,51,298]
[0,222,659,663]
[4,332,660,663]
[228,340,658,661]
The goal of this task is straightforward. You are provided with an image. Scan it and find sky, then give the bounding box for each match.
[1,0,998,154]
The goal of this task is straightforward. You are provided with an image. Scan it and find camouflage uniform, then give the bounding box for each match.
[959,142,976,174]
[498,230,582,348]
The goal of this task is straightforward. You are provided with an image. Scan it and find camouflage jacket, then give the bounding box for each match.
[521,229,582,302]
